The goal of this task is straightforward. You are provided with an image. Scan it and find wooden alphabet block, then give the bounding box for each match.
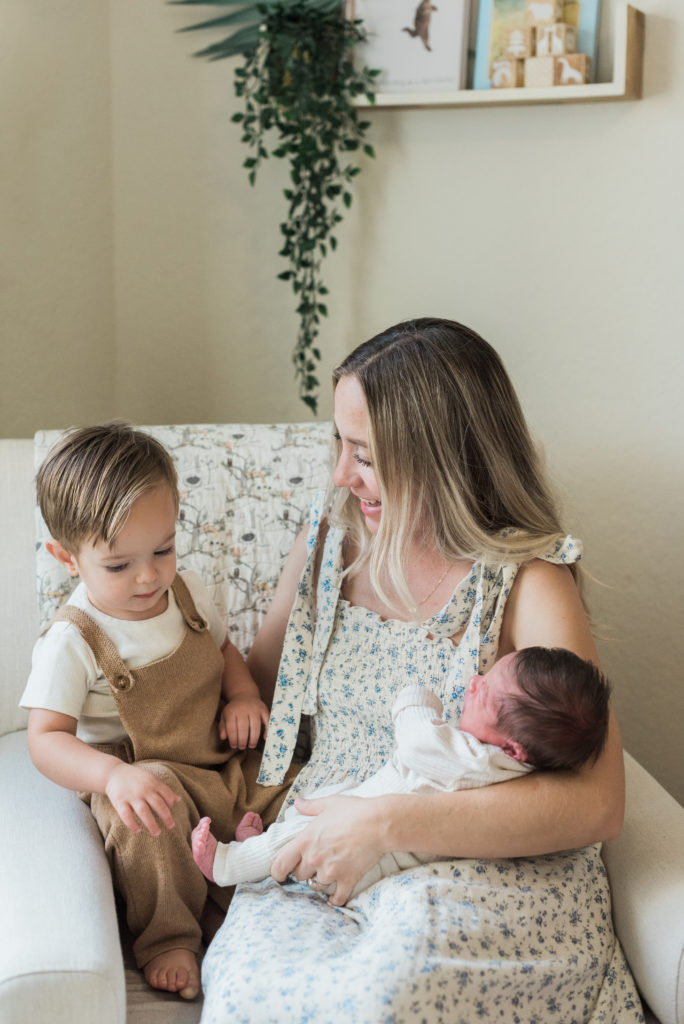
[505,26,536,59]
[536,22,577,56]
[524,56,556,87]
[491,59,526,88]
[555,53,591,84]
[526,0,562,25]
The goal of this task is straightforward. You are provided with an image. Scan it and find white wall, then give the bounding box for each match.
[0,0,115,434]
[2,0,682,803]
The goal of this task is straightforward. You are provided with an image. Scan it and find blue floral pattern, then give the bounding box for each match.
[201,502,644,1023]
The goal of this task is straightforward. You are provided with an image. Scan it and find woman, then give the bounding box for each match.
[201,319,643,1022]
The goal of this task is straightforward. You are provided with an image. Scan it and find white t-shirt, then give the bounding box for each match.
[21,571,226,744]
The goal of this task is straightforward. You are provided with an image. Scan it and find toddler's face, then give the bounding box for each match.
[460,652,524,758]
[64,484,178,620]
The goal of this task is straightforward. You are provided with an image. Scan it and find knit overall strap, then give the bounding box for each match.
[170,573,209,633]
[48,578,231,765]
[51,604,135,693]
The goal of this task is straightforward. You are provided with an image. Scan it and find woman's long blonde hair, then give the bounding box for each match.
[329,317,574,616]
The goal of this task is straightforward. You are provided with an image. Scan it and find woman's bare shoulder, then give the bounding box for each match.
[499,559,599,663]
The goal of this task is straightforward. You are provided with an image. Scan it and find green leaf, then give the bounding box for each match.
[176,8,260,34]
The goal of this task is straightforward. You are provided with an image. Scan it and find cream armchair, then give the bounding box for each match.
[0,424,681,1024]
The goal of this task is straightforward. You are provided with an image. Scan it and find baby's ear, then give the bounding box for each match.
[501,739,527,763]
[46,540,80,577]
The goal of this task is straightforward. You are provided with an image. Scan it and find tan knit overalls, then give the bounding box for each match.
[52,574,299,968]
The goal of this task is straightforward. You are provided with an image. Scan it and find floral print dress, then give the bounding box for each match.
[201,495,644,1024]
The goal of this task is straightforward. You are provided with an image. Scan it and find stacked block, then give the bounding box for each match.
[492,0,592,90]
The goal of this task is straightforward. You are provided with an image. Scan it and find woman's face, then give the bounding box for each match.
[333,375,382,534]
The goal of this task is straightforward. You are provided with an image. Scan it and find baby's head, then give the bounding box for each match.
[37,423,179,620]
[461,647,611,770]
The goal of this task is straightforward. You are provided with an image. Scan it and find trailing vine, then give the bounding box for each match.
[174,0,379,414]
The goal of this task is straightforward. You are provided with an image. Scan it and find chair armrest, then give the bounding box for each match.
[603,752,684,1024]
[0,730,125,1024]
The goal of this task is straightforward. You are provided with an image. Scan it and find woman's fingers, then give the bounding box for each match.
[270,837,303,882]
[270,796,384,906]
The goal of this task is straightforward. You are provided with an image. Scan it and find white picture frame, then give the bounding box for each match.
[352,0,471,94]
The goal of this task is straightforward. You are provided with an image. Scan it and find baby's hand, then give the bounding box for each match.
[220,696,269,749]
[105,762,180,835]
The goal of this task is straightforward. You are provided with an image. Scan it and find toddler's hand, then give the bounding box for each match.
[105,762,180,835]
[220,696,269,749]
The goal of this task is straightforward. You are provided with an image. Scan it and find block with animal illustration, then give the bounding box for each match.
[505,26,536,59]
[491,58,526,87]
[523,55,556,86]
[536,22,577,56]
[555,52,591,83]
[525,0,562,25]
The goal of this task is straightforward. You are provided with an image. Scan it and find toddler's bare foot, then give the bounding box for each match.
[236,811,264,841]
[144,947,200,1000]
[192,816,217,882]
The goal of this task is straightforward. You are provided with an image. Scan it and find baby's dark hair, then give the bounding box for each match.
[495,646,611,770]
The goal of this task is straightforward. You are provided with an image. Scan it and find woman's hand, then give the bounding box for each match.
[270,795,386,907]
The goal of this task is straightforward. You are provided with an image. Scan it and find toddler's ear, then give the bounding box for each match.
[46,540,80,577]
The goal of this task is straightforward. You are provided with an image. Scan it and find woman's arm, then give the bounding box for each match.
[270,559,626,906]
[246,525,309,706]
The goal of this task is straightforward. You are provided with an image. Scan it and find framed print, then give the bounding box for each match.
[473,0,602,89]
[353,0,470,94]
[473,0,527,89]
[561,0,601,75]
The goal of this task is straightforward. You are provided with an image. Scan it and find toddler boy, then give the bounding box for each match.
[22,423,298,999]
[192,646,611,901]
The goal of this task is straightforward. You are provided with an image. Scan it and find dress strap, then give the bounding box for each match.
[50,605,135,693]
[301,523,344,715]
[259,491,332,785]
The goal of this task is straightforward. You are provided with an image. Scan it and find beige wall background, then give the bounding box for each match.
[2,0,682,804]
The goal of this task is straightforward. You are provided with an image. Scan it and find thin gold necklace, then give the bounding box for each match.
[418,562,452,605]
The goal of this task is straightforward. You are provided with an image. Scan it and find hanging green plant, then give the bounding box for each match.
[173,0,379,413]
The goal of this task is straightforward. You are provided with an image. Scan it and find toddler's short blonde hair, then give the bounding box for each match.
[37,422,179,552]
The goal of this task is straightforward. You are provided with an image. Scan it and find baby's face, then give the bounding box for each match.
[460,652,523,754]
[67,484,178,621]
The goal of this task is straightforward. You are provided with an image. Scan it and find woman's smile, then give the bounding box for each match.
[359,497,382,519]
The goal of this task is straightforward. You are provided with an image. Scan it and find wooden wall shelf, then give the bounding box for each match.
[356,3,644,110]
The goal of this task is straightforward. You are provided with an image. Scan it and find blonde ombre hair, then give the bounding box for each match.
[330,318,573,616]
[36,422,179,552]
